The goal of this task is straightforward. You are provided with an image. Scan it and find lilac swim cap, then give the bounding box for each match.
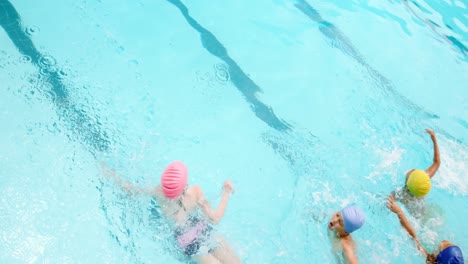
[341,205,365,234]
[161,161,188,199]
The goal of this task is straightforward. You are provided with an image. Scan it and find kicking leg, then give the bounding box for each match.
[211,236,241,264]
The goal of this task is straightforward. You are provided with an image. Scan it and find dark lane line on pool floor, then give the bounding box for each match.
[294,1,467,144]
[166,0,292,132]
[294,0,439,119]
[401,0,468,60]
[0,0,111,156]
[166,1,327,234]
[165,0,457,170]
[0,1,144,260]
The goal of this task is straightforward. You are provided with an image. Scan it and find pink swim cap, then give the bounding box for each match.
[161,161,188,199]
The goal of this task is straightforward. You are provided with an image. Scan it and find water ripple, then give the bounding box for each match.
[18,55,32,64]
[24,25,39,36]
[214,63,230,83]
[38,54,57,69]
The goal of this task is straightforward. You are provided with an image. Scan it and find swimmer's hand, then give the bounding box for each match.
[425,129,436,140]
[426,253,437,263]
[223,180,235,194]
[386,196,402,215]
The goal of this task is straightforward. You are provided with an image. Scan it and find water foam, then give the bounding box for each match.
[366,144,405,184]
[432,137,468,195]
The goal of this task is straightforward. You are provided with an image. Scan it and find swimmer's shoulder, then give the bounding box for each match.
[340,236,359,264]
[186,185,204,199]
[152,186,164,200]
[340,235,355,246]
[326,230,342,252]
[154,185,163,194]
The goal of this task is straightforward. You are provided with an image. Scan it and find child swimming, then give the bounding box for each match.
[328,205,366,264]
[391,129,440,217]
[387,195,464,263]
[102,161,242,264]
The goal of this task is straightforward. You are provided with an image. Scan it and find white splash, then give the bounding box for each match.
[366,145,405,184]
[454,0,466,9]
[432,137,468,195]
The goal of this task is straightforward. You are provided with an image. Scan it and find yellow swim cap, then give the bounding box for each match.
[406,170,431,197]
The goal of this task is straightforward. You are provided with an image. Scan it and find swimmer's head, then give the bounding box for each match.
[161,161,188,199]
[405,169,431,197]
[328,205,365,235]
[328,211,346,235]
[431,240,464,264]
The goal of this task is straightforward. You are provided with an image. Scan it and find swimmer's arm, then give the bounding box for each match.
[119,182,157,197]
[395,210,429,256]
[386,196,429,256]
[425,129,440,178]
[100,162,157,196]
[341,239,359,264]
[196,186,231,225]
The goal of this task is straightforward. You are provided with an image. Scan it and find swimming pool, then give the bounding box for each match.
[0,0,467,262]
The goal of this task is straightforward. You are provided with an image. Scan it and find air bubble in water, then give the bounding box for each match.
[58,67,72,78]
[39,55,57,68]
[25,26,40,36]
[129,59,139,67]
[19,55,32,64]
[214,63,229,83]
[58,70,67,77]
[38,55,57,75]
[39,67,51,76]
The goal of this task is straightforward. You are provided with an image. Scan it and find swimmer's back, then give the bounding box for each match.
[155,185,203,226]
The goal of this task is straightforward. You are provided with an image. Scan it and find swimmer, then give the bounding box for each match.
[391,129,440,216]
[102,161,241,264]
[387,196,464,263]
[328,205,366,264]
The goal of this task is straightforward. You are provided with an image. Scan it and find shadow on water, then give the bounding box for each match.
[166,0,292,132]
[0,0,295,261]
[294,0,440,119]
[0,0,140,261]
[0,0,110,157]
[2,0,463,261]
[165,0,452,175]
[165,0,326,186]
[293,0,467,144]
[164,2,330,251]
[401,0,468,59]
[318,0,468,60]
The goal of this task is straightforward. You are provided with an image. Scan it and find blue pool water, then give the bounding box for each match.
[1,0,467,263]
